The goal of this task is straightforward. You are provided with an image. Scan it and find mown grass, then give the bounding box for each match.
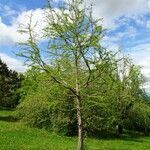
[0,110,150,150]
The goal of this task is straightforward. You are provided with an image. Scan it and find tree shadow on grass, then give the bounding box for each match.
[0,115,17,122]
[118,136,144,143]
[0,107,17,122]
[87,131,147,143]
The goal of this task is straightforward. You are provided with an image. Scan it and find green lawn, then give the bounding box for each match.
[0,110,150,150]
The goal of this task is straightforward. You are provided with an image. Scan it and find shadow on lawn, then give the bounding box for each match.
[0,108,17,122]
[0,115,17,122]
[121,137,143,143]
[87,131,147,143]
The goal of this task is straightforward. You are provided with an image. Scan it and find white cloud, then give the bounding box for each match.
[0,8,45,45]
[0,0,149,45]
[0,17,24,45]
[0,7,48,72]
[0,53,27,72]
[88,0,150,28]
[15,8,46,38]
[142,81,150,94]
[106,26,138,44]
[126,43,150,78]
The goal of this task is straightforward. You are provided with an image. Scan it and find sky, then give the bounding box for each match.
[1,0,150,92]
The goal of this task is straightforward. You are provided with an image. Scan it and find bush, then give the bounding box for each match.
[16,90,77,135]
[16,94,52,129]
[16,71,77,135]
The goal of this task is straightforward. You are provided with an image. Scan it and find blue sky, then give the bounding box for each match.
[1,0,150,92]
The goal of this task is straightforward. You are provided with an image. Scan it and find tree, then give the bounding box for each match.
[131,101,150,135]
[17,0,118,149]
[109,57,146,135]
[0,58,23,107]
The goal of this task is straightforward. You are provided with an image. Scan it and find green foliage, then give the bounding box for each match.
[16,57,150,136]
[16,96,51,129]
[130,102,150,134]
[15,54,150,138]
[81,58,148,136]
[16,68,77,135]
[16,69,55,129]
[0,59,23,108]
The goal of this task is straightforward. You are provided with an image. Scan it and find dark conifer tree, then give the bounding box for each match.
[0,58,23,108]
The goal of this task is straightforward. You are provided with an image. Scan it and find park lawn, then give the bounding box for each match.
[0,110,150,150]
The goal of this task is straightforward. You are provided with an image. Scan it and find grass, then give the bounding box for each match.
[0,110,150,149]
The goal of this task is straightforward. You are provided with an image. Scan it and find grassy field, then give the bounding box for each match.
[0,110,150,150]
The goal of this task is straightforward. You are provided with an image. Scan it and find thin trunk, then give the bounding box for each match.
[76,94,83,150]
[116,124,123,136]
[74,49,83,150]
[144,126,148,136]
[144,117,149,136]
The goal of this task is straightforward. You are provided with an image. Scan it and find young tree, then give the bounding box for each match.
[17,0,116,149]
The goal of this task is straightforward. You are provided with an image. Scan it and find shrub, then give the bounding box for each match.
[16,94,52,129]
[16,71,77,135]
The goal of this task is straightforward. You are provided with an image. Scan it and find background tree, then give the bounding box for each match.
[0,58,23,108]
[108,57,146,135]
[130,101,150,135]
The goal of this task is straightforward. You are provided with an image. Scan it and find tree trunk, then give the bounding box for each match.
[144,126,148,136]
[74,48,83,150]
[144,118,149,136]
[76,95,83,150]
[116,124,123,136]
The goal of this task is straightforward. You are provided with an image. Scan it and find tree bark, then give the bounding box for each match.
[74,49,83,150]
[75,70,83,150]
[76,95,83,150]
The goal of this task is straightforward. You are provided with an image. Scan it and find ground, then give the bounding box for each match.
[0,110,150,150]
